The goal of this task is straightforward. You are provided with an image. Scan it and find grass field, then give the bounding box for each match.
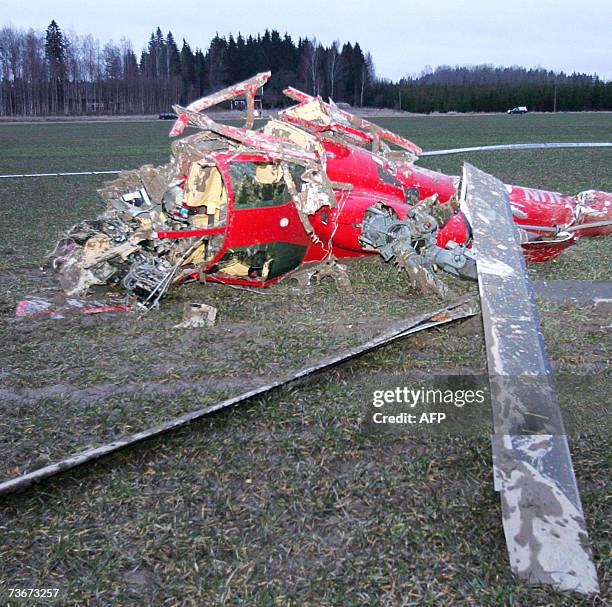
[0,113,610,605]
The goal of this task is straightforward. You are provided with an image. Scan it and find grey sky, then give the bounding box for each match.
[3,0,611,80]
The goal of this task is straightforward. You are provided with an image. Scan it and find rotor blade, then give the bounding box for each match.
[461,162,599,595]
[0,297,476,497]
[422,141,612,156]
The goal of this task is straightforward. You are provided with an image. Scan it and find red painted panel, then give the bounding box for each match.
[393,164,458,203]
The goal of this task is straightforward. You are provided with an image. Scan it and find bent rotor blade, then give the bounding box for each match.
[461,163,599,595]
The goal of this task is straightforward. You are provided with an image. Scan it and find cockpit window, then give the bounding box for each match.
[229,161,292,208]
[210,242,307,281]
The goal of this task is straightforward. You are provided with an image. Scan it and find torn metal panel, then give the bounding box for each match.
[282,87,422,157]
[263,118,325,156]
[170,106,319,166]
[170,71,271,136]
[0,297,477,496]
[462,162,599,595]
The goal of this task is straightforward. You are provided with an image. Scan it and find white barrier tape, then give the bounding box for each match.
[0,170,121,179]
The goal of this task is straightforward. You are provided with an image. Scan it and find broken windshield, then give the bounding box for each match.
[229,161,292,208]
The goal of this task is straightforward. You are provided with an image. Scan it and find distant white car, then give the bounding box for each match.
[507,106,528,114]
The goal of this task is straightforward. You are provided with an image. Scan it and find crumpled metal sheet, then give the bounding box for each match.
[170,71,272,136]
[173,302,218,328]
[282,87,422,158]
[462,162,599,595]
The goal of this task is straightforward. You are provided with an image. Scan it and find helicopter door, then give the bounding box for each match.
[208,159,311,285]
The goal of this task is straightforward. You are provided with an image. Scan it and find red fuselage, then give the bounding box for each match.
[167,137,611,287]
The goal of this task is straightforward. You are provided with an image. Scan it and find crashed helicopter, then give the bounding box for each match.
[48,71,612,307]
[20,71,609,595]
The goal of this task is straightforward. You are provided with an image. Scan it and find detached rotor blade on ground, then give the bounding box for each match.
[0,297,477,497]
[461,162,599,595]
[0,170,122,179]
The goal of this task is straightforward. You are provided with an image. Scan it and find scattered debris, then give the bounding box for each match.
[15,297,131,318]
[173,302,218,328]
[291,258,353,292]
[15,298,54,317]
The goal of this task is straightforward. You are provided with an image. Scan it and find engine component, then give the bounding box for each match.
[121,256,175,305]
[360,202,475,296]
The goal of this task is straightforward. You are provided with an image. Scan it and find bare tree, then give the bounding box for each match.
[325,40,340,99]
[303,38,322,96]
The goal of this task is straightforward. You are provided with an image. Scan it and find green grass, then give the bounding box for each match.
[0,114,610,605]
[0,121,172,174]
[376,111,612,150]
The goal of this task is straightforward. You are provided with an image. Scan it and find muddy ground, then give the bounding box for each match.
[0,115,610,605]
[0,257,480,477]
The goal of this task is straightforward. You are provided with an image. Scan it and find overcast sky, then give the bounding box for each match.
[3,0,611,80]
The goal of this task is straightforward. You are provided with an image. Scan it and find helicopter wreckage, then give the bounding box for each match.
[13,72,611,595]
[46,72,611,310]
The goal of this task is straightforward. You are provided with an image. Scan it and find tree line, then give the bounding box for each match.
[0,20,610,116]
[371,65,612,112]
[0,21,373,116]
